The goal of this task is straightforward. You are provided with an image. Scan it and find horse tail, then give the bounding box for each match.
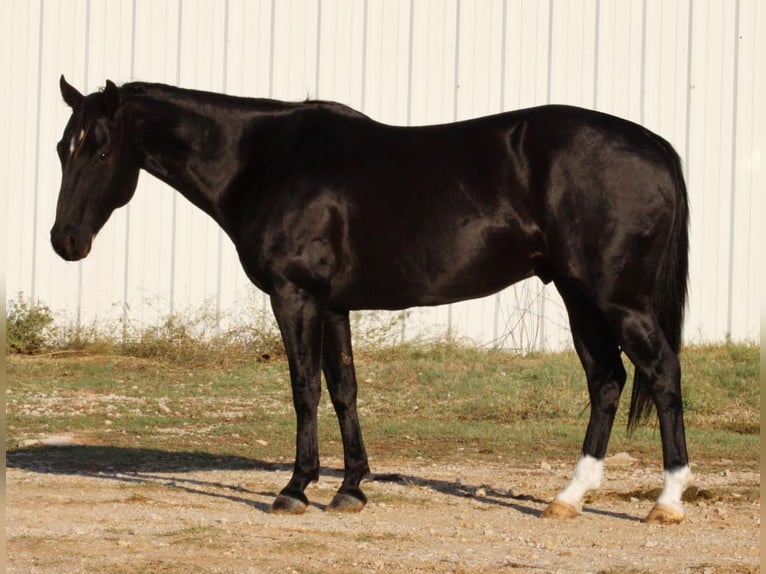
[627,142,690,434]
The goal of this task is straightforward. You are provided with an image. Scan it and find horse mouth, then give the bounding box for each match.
[50,227,94,261]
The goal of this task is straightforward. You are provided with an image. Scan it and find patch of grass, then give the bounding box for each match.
[6,342,759,473]
[680,343,760,433]
[5,293,286,366]
[5,295,414,366]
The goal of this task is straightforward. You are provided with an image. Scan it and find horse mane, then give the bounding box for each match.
[117,81,367,119]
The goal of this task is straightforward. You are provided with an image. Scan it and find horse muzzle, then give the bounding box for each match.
[50,224,94,261]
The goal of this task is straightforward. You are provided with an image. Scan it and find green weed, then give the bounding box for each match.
[6,293,56,354]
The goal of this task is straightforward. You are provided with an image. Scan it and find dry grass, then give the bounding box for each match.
[6,339,759,471]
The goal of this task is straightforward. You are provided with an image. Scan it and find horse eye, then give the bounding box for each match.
[98,152,110,162]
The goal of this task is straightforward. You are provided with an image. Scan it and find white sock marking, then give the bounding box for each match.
[656,465,692,513]
[555,455,604,511]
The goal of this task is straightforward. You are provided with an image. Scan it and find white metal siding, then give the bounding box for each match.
[2,0,761,349]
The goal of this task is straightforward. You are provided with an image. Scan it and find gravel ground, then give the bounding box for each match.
[6,449,760,573]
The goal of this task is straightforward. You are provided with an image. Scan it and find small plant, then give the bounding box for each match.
[351,310,412,350]
[6,293,56,354]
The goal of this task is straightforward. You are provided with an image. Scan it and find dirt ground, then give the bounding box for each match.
[6,442,760,574]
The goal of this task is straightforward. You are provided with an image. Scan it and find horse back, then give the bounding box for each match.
[224,104,682,310]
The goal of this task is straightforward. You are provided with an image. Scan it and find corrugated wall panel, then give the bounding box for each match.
[173,0,227,320]
[3,2,41,303]
[729,0,760,341]
[4,0,761,349]
[362,0,411,124]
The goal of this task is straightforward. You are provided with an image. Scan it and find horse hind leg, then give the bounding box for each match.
[542,281,626,519]
[606,305,691,524]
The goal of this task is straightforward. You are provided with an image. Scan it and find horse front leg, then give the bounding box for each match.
[321,310,370,512]
[268,287,325,515]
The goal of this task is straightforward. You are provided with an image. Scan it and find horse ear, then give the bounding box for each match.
[60,75,84,108]
[102,79,121,118]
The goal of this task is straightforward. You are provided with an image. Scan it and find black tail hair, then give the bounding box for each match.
[627,142,690,434]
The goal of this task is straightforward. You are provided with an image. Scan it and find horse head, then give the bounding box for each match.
[51,76,140,261]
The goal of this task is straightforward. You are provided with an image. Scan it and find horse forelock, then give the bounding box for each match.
[64,92,109,159]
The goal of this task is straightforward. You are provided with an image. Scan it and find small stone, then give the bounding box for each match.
[606,452,638,466]
[40,434,80,447]
[540,461,552,471]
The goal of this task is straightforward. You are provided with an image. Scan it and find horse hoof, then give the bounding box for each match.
[541,499,580,519]
[327,492,367,513]
[644,504,685,525]
[268,494,308,515]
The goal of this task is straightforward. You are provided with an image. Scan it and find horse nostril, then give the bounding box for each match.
[64,233,76,255]
[51,225,78,260]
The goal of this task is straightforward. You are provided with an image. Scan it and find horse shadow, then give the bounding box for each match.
[6,445,637,522]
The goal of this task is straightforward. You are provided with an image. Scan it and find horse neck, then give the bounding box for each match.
[124,91,257,225]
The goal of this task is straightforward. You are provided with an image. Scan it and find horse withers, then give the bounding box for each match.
[52,76,691,524]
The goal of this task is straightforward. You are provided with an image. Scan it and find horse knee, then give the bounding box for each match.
[594,382,622,415]
[588,362,626,412]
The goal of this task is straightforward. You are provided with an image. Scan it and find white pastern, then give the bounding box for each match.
[656,465,693,513]
[554,455,604,511]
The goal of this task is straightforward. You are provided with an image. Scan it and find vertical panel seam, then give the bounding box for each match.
[77,0,91,327]
[540,0,555,350]
[169,0,183,316]
[123,0,137,337]
[726,0,741,337]
[640,0,647,124]
[315,0,322,97]
[592,0,600,109]
[447,0,462,337]
[269,0,275,97]
[360,0,368,111]
[406,0,414,126]
[494,0,508,346]
[684,0,694,185]
[216,0,230,327]
[31,0,45,301]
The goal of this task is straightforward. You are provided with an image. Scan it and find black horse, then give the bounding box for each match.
[52,76,691,524]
